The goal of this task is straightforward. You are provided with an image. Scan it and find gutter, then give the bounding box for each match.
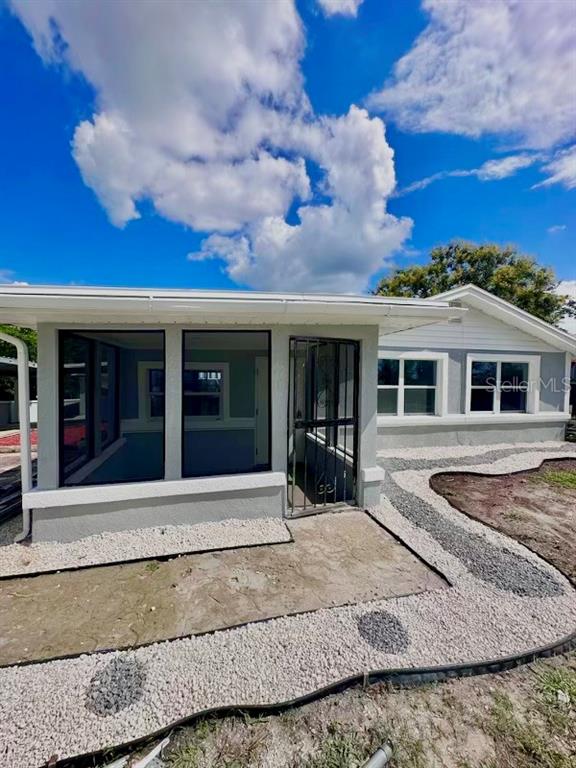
[0,331,32,541]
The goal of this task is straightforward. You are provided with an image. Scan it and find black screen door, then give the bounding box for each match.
[287,337,359,514]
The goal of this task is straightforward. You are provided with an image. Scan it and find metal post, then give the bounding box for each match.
[0,331,33,540]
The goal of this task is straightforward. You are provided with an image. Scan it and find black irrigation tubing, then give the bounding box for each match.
[54,628,576,768]
[0,531,295,582]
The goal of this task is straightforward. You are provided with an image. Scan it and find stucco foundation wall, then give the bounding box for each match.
[377,422,567,449]
[31,485,284,543]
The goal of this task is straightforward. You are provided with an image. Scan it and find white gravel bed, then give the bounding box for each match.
[0,517,292,577]
[1,444,575,768]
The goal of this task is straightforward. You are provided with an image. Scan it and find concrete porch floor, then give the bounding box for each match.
[0,509,446,666]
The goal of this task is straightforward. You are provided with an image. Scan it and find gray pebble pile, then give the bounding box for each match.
[85,656,146,717]
[356,610,410,653]
[0,516,291,577]
[1,442,575,768]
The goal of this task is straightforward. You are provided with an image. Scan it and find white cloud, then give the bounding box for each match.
[190,106,412,292]
[317,0,363,18]
[533,146,576,191]
[557,281,576,335]
[398,153,538,196]
[11,0,409,291]
[547,224,567,235]
[369,0,576,150]
[0,270,28,285]
[475,155,538,181]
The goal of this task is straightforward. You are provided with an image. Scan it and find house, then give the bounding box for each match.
[0,356,38,428]
[377,285,575,447]
[0,283,573,544]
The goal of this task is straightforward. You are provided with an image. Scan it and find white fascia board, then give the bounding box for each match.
[431,285,576,353]
[23,471,287,510]
[0,283,460,306]
[0,285,466,328]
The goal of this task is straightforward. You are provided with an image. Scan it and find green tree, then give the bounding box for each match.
[374,241,576,327]
[0,325,37,362]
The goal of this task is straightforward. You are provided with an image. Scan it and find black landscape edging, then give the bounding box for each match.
[53,627,576,768]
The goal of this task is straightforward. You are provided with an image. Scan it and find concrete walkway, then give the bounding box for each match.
[1,443,575,768]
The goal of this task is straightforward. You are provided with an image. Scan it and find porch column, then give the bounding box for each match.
[270,327,289,477]
[37,324,59,490]
[357,325,383,507]
[164,326,182,480]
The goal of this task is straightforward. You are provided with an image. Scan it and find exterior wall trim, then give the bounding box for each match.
[23,471,287,511]
[378,412,570,429]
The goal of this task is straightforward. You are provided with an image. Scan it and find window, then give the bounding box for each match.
[378,356,442,416]
[467,356,536,415]
[148,369,165,418]
[59,331,165,486]
[182,331,270,478]
[183,367,224,418]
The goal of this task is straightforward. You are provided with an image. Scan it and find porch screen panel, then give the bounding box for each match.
[182,331,270,478]
[59,330,165,486]
[61,334,91,478]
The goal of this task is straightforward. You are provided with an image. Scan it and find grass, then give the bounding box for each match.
[484,690,574,768]
[532,469,576,490]
[300,725,367,768]
[165,717,267,768]
[532,664,576,735]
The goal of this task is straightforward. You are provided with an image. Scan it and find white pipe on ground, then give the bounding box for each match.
[0,332,32,540]
[362,741,393,768]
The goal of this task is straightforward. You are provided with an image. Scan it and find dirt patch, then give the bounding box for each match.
[431,458,576,581]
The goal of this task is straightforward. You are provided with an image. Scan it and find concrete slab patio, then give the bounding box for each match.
[0,509,445,666]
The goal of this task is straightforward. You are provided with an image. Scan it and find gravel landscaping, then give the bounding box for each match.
[1,442,575,768]
[0,516,292,577]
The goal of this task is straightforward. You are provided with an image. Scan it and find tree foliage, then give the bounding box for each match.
[0,325,37,362]
[374,241,575,327]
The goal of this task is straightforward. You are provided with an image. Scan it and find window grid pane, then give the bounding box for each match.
[470,387,495,412]
[500,389,527,412]
[404,360,436,386]
[378,359,399,386]
[472,361,497,387]
[404,387,436,415]
[377,388,398,414]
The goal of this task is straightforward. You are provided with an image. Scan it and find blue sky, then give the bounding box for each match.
[1,0,575,293]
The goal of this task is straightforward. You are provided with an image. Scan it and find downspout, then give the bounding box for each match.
[0,332,32,541]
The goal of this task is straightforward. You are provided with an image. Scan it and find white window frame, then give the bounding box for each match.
[137,361,166,423]
[183,362,229,422]
[465,354,540,416]
[377,351,448,418]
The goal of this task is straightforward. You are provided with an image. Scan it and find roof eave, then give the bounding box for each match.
[430,284,576,354]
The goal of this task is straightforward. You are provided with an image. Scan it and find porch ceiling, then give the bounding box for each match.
[0,284,466,330]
